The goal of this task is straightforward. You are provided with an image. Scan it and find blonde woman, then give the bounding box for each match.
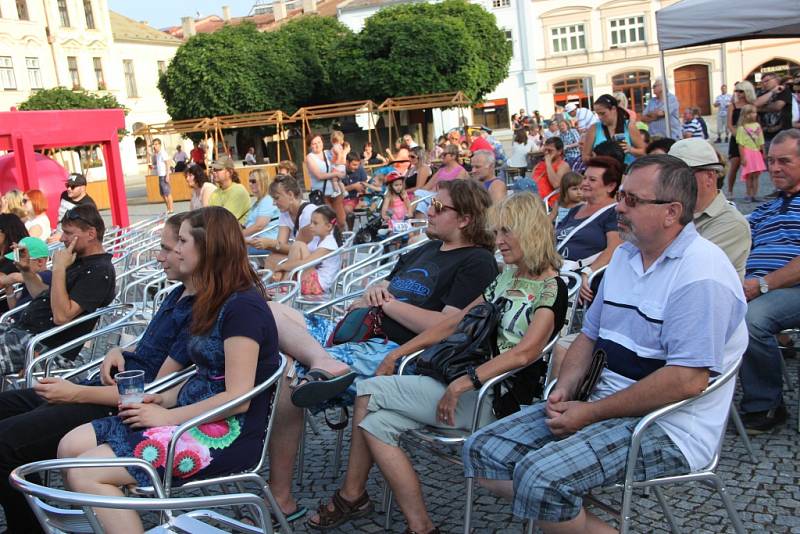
[308,193,569,532]
[243,169,279,239]
[726,80,757,196]
[1,190,27,220]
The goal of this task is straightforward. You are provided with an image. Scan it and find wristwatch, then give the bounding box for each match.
[757,277,769,294]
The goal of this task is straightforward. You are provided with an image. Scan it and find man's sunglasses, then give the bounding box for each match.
[616,190,675,208]
[66,183,82,189]
[431,198,459,214]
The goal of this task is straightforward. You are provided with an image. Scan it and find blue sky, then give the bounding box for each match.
[108,0,257,29]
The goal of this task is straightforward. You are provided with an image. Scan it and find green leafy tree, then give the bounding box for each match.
[18,87,129,136]
[340,0,511,102]
[158,23,303,120]
[274,16,355,105]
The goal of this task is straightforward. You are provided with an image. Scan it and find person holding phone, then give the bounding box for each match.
[582,94,645,166]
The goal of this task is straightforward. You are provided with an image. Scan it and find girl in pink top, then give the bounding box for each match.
[382,173,412,227]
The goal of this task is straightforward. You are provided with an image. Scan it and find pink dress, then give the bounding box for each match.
[735,124,766,178]
[387,195,407,222]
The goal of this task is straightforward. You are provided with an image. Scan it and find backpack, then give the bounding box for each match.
[416,298,507,384]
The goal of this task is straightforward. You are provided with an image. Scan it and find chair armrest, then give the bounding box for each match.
[623,358,743,488]
[0,300,29,323]
[397,350,423,375]
[162,355,287,493]
[306,289,366,315]
[145,366,196,394]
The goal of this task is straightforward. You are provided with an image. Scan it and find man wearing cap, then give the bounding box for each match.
[565,102,597,132]
[669,138,751,279]
[209,156,251,224]
[51,173,97,244]
[0,204,115,376]
[0,237,51,310]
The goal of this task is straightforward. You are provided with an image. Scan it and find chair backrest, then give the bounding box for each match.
[161,354,288,492]
[10,458,271,534]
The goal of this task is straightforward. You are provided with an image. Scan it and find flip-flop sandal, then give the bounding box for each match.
[240,505,307,529]
[272,505,308,529]
[290,368,356,408]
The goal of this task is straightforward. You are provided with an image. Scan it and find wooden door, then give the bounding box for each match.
[674,65,710,115]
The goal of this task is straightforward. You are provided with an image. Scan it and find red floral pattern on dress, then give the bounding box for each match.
[133,438,166,468]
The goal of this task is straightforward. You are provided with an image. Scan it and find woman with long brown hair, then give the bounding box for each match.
[58,207,281,534]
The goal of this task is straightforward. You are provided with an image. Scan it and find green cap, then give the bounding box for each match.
[5,237,49,261]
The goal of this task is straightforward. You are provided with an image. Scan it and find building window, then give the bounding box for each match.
[26,57,42,88]
[67,56,80,87]
[610,16,645,47]
[157,60,167,75]
[504,30,512,43]
[93,57,104,87]
[492,0,510,7]
[612,70,651,113]
[16,1,28,20]
[551,24,586,54]
[83,0,95,29]
[57,0,70,26]
[0,57,17,90]
[123,59,138,97]
[553,78,590,108]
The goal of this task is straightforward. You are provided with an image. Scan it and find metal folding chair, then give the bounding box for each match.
[11,458,272,533]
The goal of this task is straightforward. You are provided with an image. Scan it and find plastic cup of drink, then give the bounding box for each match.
[116,370,145,405]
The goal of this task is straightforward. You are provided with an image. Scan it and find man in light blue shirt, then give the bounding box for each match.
[642,79,682,140]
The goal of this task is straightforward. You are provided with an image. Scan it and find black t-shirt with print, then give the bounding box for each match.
[19,253,116,355]
[759,86,793,140]
[382,240,498,344]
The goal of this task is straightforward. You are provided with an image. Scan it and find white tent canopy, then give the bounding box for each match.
[656,0,800,51]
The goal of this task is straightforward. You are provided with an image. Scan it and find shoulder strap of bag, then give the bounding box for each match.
[556,203,617,253]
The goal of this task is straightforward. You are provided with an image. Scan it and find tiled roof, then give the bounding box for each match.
[109,11,182,44]
[161,0,350,39]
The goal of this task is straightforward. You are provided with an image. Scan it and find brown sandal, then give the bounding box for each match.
[307,489,373,530]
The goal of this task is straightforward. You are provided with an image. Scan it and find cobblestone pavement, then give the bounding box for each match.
[3,170,797,532]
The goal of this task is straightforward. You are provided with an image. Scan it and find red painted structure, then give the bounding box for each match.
[0,108,129,227]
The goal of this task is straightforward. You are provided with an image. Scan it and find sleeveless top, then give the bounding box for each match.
[307,152,329,192]
[483,178,501,191]
[593,119,634,165]
[435,164,466,182]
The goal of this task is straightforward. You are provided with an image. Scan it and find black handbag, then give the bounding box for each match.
[417,298,508,384]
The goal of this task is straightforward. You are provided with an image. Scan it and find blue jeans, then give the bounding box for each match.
[739,286,800,413]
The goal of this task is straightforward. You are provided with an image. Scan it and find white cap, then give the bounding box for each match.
[668,138,723,170]
[564,103,577,112]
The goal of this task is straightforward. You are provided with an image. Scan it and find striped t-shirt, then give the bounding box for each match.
[681,118,704,139]
[745,192,800,279]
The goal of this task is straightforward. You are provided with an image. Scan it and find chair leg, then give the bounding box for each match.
[729,405,757,463]
[707,475,746,534]
[782,359,792,389]
[618,483,635,534]
[524,518,535,534]
[463,477,474,534]
[652,486,681,534]
[383,482,394,531]
[333,410,347,476]
[296,412,307,485]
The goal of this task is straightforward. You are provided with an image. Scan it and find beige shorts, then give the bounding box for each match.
[357,375,496,446]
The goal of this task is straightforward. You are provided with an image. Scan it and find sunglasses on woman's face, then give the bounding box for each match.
[431,198,459,214]
[249,179,257,184]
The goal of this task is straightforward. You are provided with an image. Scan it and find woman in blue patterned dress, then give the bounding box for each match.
[58,206,280,534]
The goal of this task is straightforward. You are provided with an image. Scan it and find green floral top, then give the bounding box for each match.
[736,122,764,151]
[483,268,568,352]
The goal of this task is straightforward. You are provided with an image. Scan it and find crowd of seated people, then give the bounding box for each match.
[1,121,798,534]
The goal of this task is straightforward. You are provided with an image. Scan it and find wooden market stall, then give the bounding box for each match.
[377,91,472,148]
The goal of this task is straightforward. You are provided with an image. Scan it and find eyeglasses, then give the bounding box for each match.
[66,183,81,189]
[431,198,459,214]
[616,190,675,208]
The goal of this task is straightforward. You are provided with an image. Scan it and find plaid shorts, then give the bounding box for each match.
[0,323,35,375]
[462,403,690,523]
